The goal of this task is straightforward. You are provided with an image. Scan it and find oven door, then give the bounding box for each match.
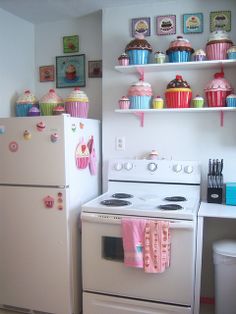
[81,212,196,307]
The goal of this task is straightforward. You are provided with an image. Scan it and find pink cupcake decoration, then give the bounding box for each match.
[118,53,129,66]
[65,87,89,118]
[206,30,233,60]
[118,96,130,109]
[75,137,90,169]
[205,72,233,107]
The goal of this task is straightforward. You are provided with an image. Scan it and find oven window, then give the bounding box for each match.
[102,236,124,262]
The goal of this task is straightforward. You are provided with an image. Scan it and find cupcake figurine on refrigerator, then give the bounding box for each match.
[16,90,37,117]
[125,33,153,65]
[65,87,89,118]
[127,79,153,109]
[39,89,64,116]
[205,72,233,107]
[165,75,192,108]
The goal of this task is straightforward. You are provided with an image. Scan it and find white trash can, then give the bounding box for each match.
[213,239,236,314]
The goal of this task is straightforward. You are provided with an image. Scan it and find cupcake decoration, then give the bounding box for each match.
[154,51,166,64]
[36,121,46,132]
[206,30,233,60]
[125,33,153,65]
[118,96,130,109]
[226,94,236,107]
[166,36,194,63]
[152,96,164,109]
[16,90,37,117]
[87,135,97,175]
[165,75,192,108]
[205,72,233,107]
[192,95,204,108]
[65,87,89,118]
[127,79,153,109]
[28,106,40,117]
[118,53,129,66]
[227,46,236,60]
[75,137,90,169]
[192,49,206,61]
[39,89,64,116]
[53,105,66,115]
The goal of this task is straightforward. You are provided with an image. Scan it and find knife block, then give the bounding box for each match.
[207,187,223,204]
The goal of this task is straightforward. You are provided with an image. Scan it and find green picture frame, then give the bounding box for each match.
[63,35,79,53]
[210,11,231,32]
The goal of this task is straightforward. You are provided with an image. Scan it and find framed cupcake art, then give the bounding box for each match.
[183,13,203,34]
[56,54,86,88]
[210,11,231,32]
[156,15,176,35]
[131,17,151,37]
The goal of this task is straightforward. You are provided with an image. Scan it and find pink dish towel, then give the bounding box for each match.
[144,220,171,273]
[121,218,147,268]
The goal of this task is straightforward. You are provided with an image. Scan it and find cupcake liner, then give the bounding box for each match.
[65,101,89,118]
[165,91,192,108]
[226,98,236,107]
[119,100,130,109]
[168,51,191,63]
[129,96,152,109]
[15,104,33,117]
[227,52,236,60]
[40,103,58,116]
[76,157,89,169]
[206,43,232,60]
[127,50,150,65]
[118,59,129,66]
[206,91,231,107]
[193,55,206,61]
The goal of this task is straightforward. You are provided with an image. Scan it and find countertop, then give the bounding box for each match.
[199,202,236,219]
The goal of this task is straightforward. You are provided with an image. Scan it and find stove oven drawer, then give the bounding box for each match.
[83,292,192,314]
[81,212,196,306]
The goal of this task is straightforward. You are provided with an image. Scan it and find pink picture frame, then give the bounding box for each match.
[156,15,176,35]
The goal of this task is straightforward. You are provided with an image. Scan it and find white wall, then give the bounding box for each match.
[34,11,102,120]
[0,9,35,117]
[102,0,236,197]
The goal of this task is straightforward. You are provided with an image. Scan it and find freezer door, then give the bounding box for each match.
[0,116,67,186]
[0,186,73,314]
[83,292,192,314]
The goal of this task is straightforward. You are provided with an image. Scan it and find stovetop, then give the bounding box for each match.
[82,159,201,220]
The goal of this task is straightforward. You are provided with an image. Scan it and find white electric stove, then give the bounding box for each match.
[82,159,201,220]
[81,159,201,314]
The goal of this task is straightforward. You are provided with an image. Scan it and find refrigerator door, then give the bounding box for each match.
[0,116,68,186]
[0,186,73,314]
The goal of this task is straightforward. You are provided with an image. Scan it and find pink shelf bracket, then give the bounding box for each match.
[220,110,224,127]
[134,111,145,127]
[136,67,145,80]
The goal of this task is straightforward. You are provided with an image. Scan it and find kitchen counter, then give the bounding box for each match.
[199,202,236,219]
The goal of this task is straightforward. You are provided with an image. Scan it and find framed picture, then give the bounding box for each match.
[131,17,151,37]
[88,60,102,78]
[210,11,231,32]
[63,35,79,53]
[183,13,203,34]
[39,65,54,82]
[56,54,85,88]
[156,15,176,35]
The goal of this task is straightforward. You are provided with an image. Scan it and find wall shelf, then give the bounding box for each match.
[115,59,236,75]
[115,107,236,127]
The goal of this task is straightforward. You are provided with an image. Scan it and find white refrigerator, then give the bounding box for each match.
[0,115,101,314]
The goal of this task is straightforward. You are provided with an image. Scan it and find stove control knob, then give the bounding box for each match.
[124,162,133,171]
[114,162,123,171]
[184,165,193,174]
[173,164,182,173]
[147,162,158,172]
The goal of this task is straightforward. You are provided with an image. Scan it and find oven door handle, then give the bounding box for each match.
[81,212,194,229]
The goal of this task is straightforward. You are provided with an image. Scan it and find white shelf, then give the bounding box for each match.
[115,107,236,127]
[115,59,236,74]
[115,107,236,113]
